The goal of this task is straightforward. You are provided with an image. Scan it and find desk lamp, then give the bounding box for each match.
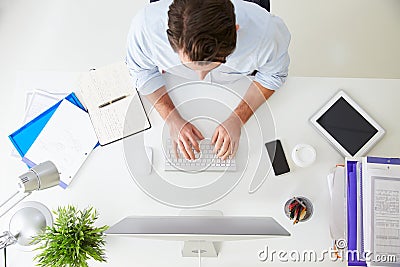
[0,161,60,218]
[0,161,59,251]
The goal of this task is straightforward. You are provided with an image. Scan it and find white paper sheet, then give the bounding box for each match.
[24,99,98,187]
[11,90,67,158]
[372,177,400,263]
[24,89,67,123]
[362,159,400,266]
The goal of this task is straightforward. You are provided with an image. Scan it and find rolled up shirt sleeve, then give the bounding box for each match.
[126,8,165,95]
[254,16,291,90]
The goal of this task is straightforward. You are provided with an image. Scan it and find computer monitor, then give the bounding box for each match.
[106,214,290,257]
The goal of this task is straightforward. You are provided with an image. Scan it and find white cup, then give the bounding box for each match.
[291,144,317,167]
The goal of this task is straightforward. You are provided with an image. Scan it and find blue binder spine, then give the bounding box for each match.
[347,160,367,266]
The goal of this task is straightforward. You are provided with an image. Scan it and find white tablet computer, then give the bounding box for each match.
[310,90,385,157]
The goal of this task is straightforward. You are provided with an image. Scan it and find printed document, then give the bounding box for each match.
[362,159,400,266]
[372,177,400,263]
[24,99,98,187]
[11,90,65,158]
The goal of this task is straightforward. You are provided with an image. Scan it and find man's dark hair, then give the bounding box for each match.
[167,0,236,63]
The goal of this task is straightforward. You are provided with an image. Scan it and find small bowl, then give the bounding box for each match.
[284,196,313,223]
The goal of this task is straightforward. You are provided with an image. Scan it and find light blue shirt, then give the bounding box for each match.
[126,0,291,95]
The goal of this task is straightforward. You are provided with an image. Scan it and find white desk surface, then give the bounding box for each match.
[1,1,399,265]
[0,75,399,266]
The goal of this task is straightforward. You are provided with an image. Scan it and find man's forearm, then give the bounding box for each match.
[232,81,275,124]
[145,86,180,121]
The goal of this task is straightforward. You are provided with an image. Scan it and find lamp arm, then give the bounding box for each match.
[0,192,31,219]
[0,191,19,209]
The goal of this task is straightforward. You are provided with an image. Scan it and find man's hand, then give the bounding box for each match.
[144,86,204,160]
[211,114,242,160]
[167,115,204,160]
[211,81,274,160]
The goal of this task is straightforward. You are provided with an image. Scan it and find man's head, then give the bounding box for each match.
[167,0,237,65]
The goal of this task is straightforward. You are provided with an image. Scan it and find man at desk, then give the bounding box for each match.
[126,0,290,160]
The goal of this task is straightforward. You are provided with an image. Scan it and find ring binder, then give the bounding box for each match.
[346,157,400,266]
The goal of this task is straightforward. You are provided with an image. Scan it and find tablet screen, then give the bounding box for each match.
[316,97,378,156]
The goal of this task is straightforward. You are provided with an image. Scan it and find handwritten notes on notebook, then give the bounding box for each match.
[78,62,150,145]
[24,99,98,187]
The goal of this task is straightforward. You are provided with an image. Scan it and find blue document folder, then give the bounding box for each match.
[9,93,86,159]
[8,92,99,188]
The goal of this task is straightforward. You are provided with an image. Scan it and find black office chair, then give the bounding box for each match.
[243,0,270,12]
[150,0,270,12]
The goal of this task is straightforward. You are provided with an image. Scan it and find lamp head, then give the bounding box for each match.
[9,205,48,246]
[0,201,54,250]
[17,161,60,193]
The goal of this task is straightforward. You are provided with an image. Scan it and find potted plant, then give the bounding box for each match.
[33,205,109,267]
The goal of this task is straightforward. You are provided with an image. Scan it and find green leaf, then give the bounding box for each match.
[32,205,108,267]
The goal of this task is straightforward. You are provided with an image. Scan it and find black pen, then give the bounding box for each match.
[98,95,129,108]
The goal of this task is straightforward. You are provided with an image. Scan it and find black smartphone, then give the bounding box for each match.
[265,139,290,176]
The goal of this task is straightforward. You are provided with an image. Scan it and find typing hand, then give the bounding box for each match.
[212,115,242,160]
[167,115,204,160]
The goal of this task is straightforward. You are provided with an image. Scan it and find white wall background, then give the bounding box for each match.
[273,0,400,78]
[0,0,399,82]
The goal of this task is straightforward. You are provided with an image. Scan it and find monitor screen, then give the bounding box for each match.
[316,97,378,156]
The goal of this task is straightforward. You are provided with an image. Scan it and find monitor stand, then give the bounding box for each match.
[179,210,223,258]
